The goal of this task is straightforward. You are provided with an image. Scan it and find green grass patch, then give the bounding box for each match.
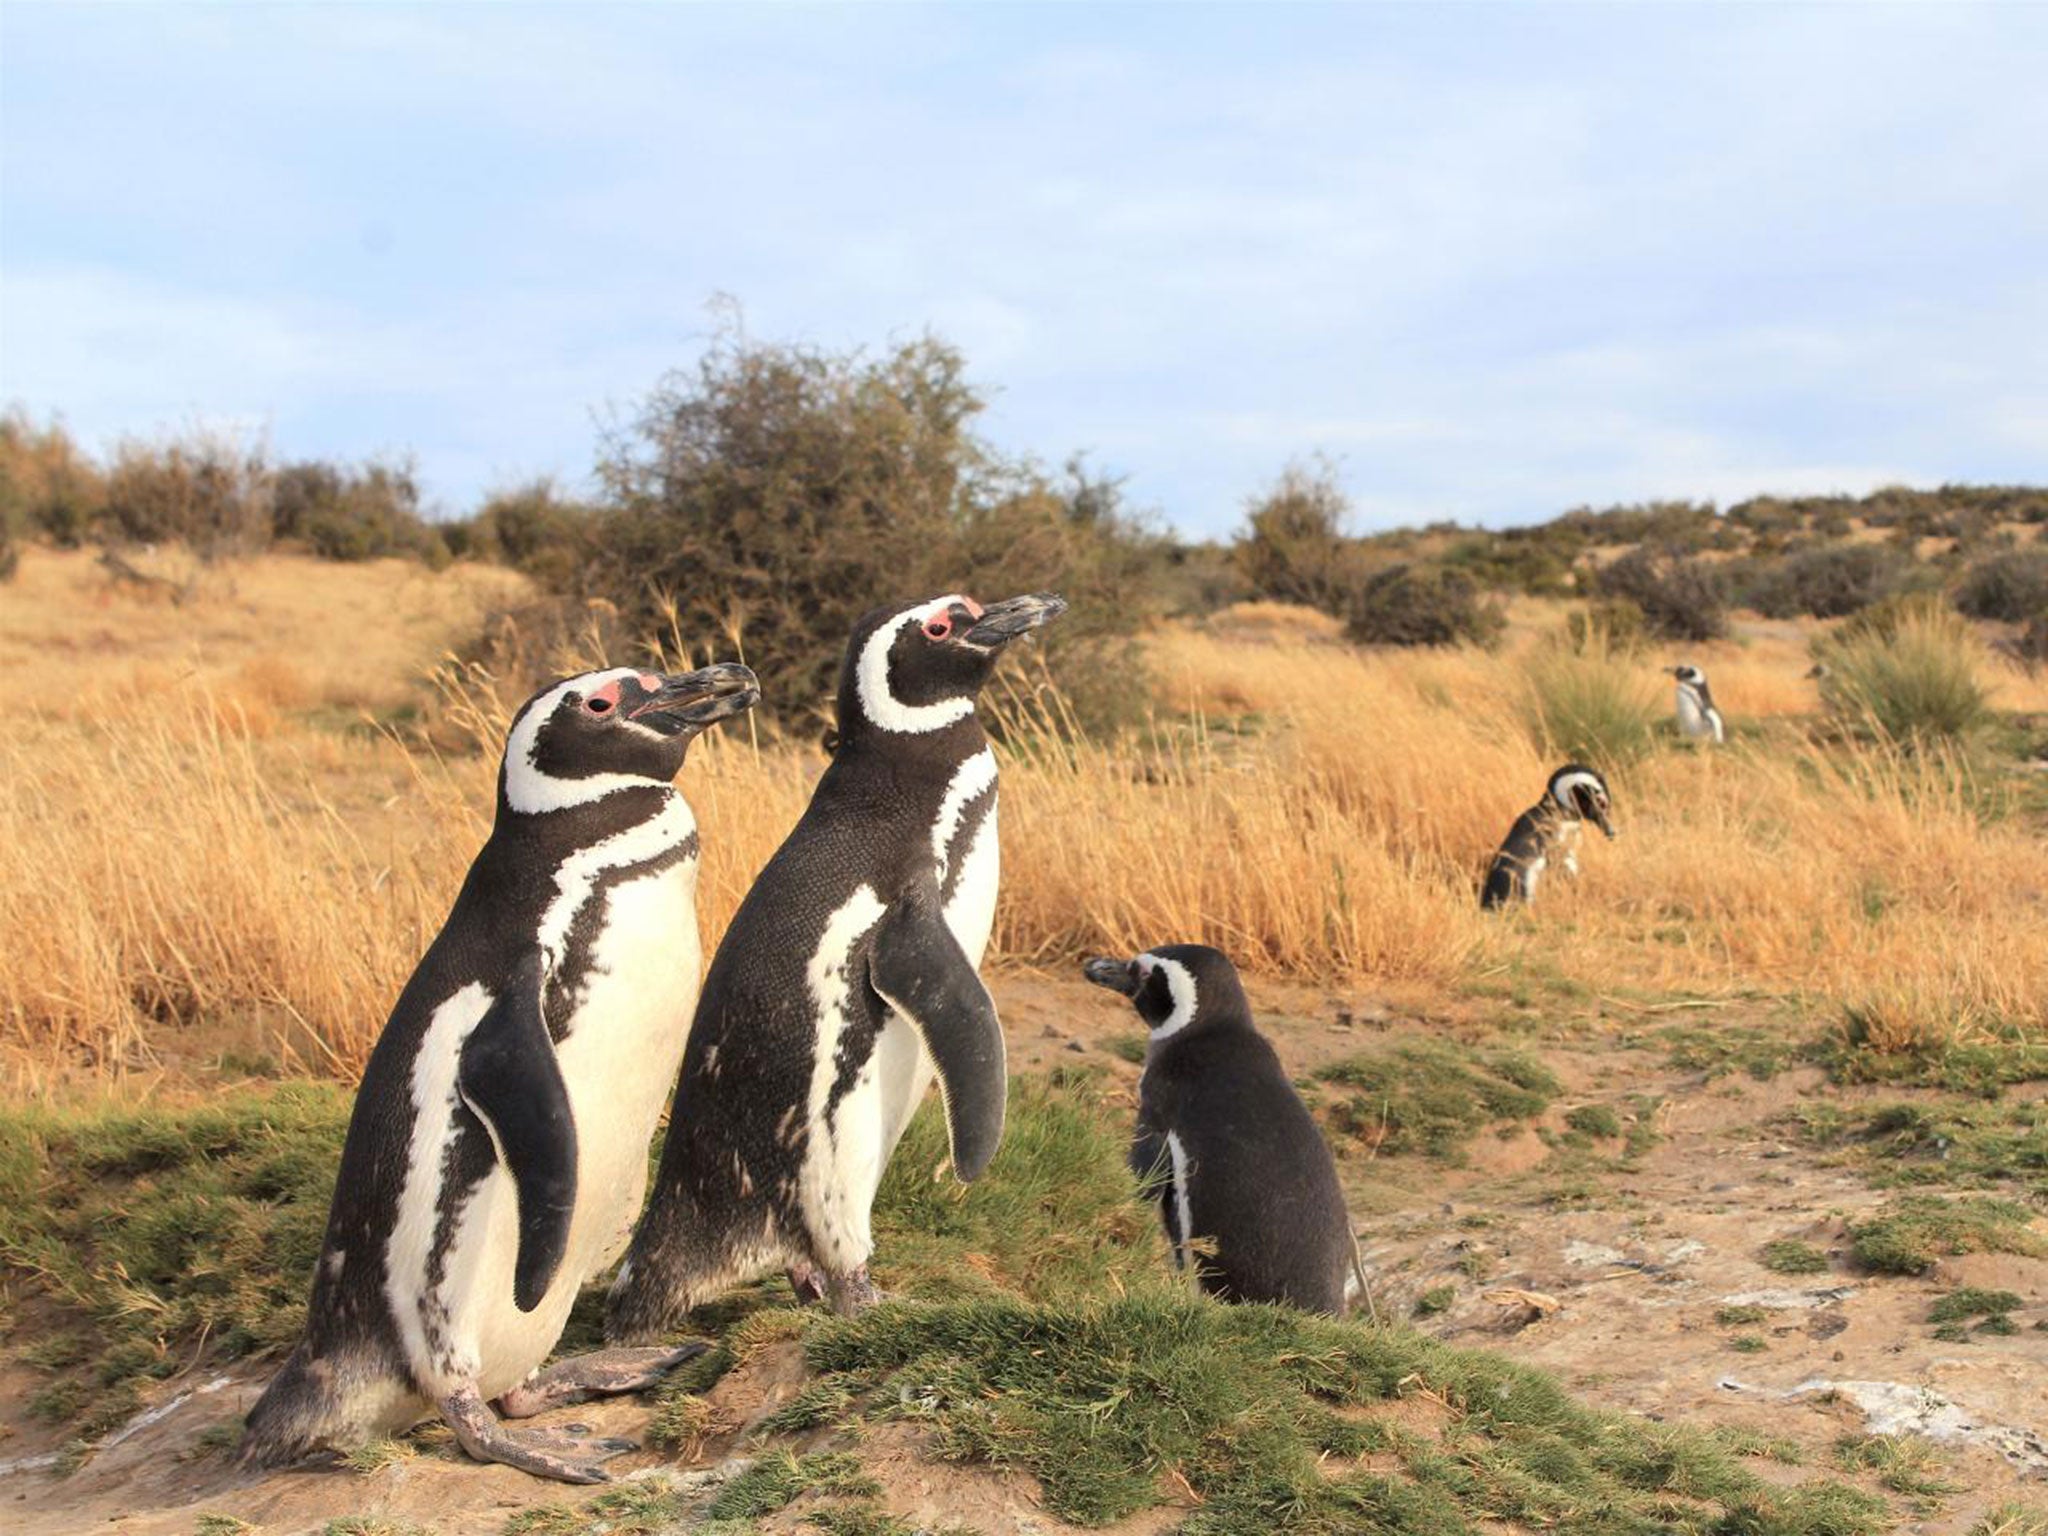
[1926,1288,2023,1326]
[1657,1023,1811,1082]
[504,1481,714,1536]
[1832,1433,1960,1500]
[1790,1097,2048,1200]
[872,1071,1159,1303]
[707,1451,880,1520]
[1847,1196,2047,1275]
[0,1082,348,1425]
[1316,1040,1560,1162]
[1822,1016,2048,1096]
[1714,1305,1769,1327]
[1760,1240,1830,1275]
[801,1294,1890,1534]
[1564,1104,1623,1140]
[1412,1285,1455,1317]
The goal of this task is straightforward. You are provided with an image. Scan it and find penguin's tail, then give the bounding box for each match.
[237,1345,349,1470]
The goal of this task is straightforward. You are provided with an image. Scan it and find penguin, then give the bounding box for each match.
[607,591,1065,1337]
[1670,663,1725,743]
[241,662,760,1483]
[1480,763,1616,910]
[1082,945,1359,1315]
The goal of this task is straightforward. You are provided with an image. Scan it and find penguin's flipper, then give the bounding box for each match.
[868,897,1006,1182]
[458,949,578,1312]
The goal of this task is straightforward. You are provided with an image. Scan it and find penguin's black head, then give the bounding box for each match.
[836,592,1067,743]
[1670,664,1707,688]
[1546,763,1616,839]
[1082,943,1250,1040]
[501,663,760,813]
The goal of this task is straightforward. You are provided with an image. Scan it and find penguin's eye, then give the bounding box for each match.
[585,697,613,715]
[923,616,953,640]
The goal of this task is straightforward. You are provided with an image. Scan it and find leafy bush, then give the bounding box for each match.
[444,478,599,587]
[272,458,446,565]
[1742,543,1906,619]
[1233,458,1357,612]
[100,432,272,559]
[0,407,105,547]
[1953,547,2048,623]
[1594,547,1727,641]
[1343,562,1506,648]
[594,325,1164,724]
[1816,598,1991,745]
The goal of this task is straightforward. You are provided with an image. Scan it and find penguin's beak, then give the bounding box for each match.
[964,593,1067,649]
[1082,956,1139,997]
[627,663,761,735]
[1579,794,1617,840]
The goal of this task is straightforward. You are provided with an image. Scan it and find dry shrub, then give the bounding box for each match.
[1817,599,1992,744]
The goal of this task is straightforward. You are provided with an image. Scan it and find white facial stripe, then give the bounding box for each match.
[1142,955,1200,1041]
[503,667,658,814]
[931,748,997,881]
[854,597,975,735]
[1552,772,1604,814]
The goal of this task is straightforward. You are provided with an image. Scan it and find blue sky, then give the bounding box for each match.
[3,3,2044,536]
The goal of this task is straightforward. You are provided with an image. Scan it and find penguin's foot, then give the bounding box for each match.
[824,1265,888,1317]
[785,1261,827,1305]
[497,1344,708,1418]
[441,1385,630,1484]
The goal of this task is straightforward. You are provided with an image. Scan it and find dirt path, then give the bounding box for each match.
[5,967,2043,1534]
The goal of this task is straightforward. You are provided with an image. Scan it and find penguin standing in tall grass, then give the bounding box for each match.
[608,592,1065,1339]
[241,662,759,1483]
[1670,663,1725,743]
[1481,764,1616,909]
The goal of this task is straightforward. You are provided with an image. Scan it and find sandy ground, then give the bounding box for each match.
[4,967,2044,1535]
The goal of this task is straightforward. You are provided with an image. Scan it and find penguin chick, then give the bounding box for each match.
[1083,945,1360,1315]
[1481,763,1616,910]
[1670,663,1725,743]
[241,663,759,1484]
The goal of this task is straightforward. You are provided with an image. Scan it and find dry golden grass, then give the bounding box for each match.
[3,549,2044,1090]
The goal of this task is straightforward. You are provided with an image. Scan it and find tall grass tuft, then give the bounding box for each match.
[1818,599,1992,745]
[1519,625,1659,770]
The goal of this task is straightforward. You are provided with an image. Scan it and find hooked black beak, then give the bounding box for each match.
[1082,956,1139,997]
[1577,791,1617,840]
[964,592,1067,649]
[628,663,761,735]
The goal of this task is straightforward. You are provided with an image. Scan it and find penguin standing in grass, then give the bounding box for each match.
[1083,945,1359,1315]
[1480,763,1616,910]
[607,592,1065,1338]
[241,662,759,1484]
[1670,663,1725,743]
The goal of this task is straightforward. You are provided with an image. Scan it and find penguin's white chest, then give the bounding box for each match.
[1676,688,1721,741]
[390,856,702,1401]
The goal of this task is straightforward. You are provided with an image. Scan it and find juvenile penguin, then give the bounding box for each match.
[1082,945,1359,1314]
[241,663,760,1483]
[1670,663,1725,743]
[1481,763,1616,910]
[608,592,1065,1337]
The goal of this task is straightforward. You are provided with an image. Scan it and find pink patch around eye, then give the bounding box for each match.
[588,679,625,707]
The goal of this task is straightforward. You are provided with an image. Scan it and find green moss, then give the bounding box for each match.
[1715,1305,1769,1326]
[1316,1040,1560,1162]
[1658,1023,1810,1082]
[1847,1196,2046,1275]
[1104,1036,1148,1065]
[504,1481,703,1536]
[1761,1240,1830,1275]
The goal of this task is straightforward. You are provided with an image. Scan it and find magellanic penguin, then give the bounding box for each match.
[1082,945,1362,1315]
[1480,763,1616,910]
[1670,663,1725,743]
[607,592,1066,1337]
[241,663,760,1483]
